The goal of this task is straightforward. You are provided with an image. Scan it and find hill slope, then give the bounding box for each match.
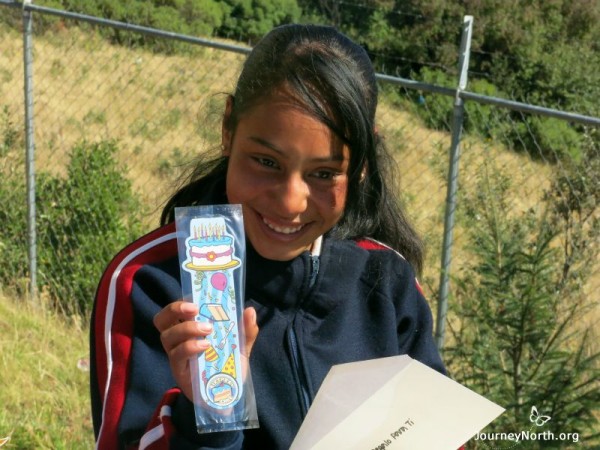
[0,293,93,448]
[0,22,553,295]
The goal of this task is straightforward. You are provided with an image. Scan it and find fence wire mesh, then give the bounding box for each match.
[2,3,600,446]
[1,4,598,342]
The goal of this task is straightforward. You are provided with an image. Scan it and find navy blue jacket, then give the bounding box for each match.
[91,175,445,449]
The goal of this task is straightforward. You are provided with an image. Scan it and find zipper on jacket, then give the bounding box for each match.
[288,326,311,415]
[309,255,320,289]
[288,251,321,416]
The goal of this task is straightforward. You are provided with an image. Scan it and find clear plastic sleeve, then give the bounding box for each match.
[175,204,258,433]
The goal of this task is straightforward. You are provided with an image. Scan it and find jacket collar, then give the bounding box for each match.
[245,241,315,309]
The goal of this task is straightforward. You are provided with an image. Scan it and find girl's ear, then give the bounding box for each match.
[221,95,235,156]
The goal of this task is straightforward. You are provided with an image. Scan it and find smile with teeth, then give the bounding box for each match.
[262,217,305,234]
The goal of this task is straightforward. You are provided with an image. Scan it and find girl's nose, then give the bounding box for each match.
[273,173,309,218]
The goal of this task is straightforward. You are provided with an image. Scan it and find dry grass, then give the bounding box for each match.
[3,19,597,297]
[1,20,598,446]
[0,292,93,448]
[3,18,594,307]
[2,24,247,224]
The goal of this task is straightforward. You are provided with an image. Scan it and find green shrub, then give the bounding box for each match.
[30,0,229,53]
[463,78,511,140]
[0,106,19,156]
[43,140,143,314]
[446,164,600,447]
[410,68,586,164]
[180,0,228,37]
[414,68,454,132]
[505,115,586,163]
[0,134,143,316]
[219,0,301,42]
[0,106,28,290]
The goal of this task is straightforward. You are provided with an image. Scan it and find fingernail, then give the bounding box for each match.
[181,302,197,314]
[197,322,212,333]
[196,339,210,350]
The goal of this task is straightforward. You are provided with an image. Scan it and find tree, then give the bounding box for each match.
[446,161,600,447]
[218,0,301,43]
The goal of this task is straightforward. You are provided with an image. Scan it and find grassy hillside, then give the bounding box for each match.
[0,22,555,295]
[0,293,93,448]
[1,20,598,447]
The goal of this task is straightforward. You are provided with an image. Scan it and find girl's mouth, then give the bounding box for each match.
[262,216,305,235]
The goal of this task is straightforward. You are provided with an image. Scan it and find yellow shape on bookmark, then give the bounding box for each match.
[204,345,219,362]
[222,352,237,378]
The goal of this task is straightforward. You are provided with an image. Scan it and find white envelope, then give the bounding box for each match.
[290,355,504,450]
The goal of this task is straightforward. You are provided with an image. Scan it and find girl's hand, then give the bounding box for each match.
[153,301,259,402]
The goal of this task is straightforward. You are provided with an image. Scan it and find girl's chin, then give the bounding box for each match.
[248,232,312,261]
[250,237,311,261]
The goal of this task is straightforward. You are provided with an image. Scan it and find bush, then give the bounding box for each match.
[41,140,143,314]
[30,0,229,53]
[0,134,143,316]
[219,0,301,42]
[446,165,600,447]
[463,78,511,140]
[0,106,28,290]
[410,68,586,163]
[508,116,585,163]
[414,67,454,132]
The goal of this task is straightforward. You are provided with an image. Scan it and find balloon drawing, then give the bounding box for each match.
[211,272,227,291]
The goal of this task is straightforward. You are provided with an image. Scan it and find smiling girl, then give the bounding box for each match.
[91,24,445,449]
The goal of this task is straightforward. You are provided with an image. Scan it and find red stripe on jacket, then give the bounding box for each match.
[94,223,178,449]
[354,237,424,294]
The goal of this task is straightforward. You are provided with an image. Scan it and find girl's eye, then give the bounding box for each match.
[254,157,278,169]
[312,170,337,180]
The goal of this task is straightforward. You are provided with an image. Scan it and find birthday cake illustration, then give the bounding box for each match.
[211,382,234,404]
[185,221,240,271]
[206,373,239,407]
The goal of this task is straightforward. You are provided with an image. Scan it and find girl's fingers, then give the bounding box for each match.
[241,307,259,382]
[154,302,212,401]
[159,320,213,353]
[154,302,259,402]
[153,300,198,332]
[243,306,259,358]
[168,337,211,369]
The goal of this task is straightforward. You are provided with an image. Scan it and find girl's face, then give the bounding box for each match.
[223,94,350,261]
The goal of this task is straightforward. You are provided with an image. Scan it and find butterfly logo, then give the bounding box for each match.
[0,436,11,447]
[530,406,551,426]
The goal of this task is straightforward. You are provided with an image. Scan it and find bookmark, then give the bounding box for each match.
[182,216,244,409]
[176,205,258,433]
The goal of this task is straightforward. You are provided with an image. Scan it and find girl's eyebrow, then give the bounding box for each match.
[248,136,347,162]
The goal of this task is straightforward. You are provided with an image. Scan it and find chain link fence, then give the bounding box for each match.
[1,2,598,352]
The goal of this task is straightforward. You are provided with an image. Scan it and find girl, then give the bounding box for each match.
[91,23,445,449]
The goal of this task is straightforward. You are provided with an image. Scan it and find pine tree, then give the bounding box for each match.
[446,160,600,448]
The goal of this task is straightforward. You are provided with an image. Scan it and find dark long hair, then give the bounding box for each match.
[161,24,424,274]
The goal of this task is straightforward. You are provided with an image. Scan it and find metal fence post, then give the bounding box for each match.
[23,0,37,301]
[435,15,473,351]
